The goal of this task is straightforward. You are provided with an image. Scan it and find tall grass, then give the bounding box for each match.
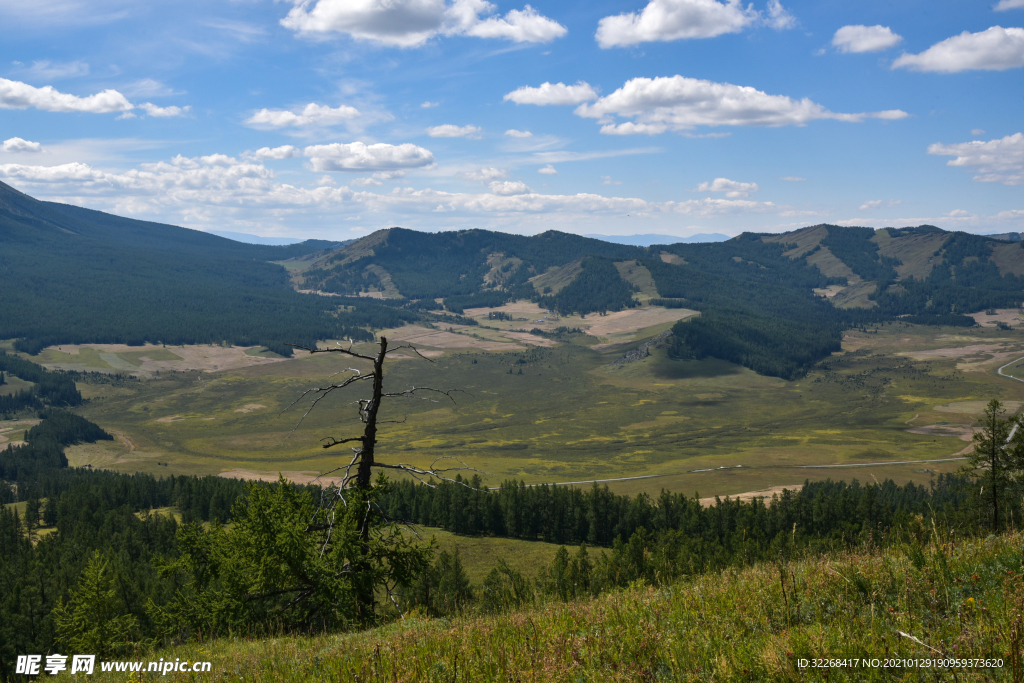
[88,530,1024,682]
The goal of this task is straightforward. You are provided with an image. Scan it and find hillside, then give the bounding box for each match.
[83,530,1024,682]
[0,180,407,355]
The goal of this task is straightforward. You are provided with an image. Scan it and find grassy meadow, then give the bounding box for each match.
[77,530,1024,682]
[6,314,1023,500]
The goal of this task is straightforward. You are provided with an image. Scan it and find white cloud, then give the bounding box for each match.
[489,180,531,195]
[14,60,90,81]
[139,102,190,118]
[504,81,598,106]
[505,128,533,137]
[352,177,382,187]
[249,145,301,161]
[304,141,435,171]
[696,177,758,197]
[860,199,882,210]
[780,176,805,181]
[601,175,622,185]
[928,132,1024,185]
[595,0,757,48]
[3,137,44,153]
[374,170,406,180]
[121,78,184,99]
[281,0,566,47]
[421,101,439,108]
[426,124,482,138]
[0,77,132,113]
[892,26,1024,72]
[244,102,361,129]
[832,25,902,53]
[538,164,557,174]
[972,128,986,136]
[573,75,908,134]
[464,166,506,181]
[765,0,796,30]
[995,0,1024,10]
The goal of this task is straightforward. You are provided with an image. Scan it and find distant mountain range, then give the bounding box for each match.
[2,179,1021,377]
[207,230,308,246]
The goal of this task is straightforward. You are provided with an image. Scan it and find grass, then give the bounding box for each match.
[0,374,34,396]
[411,527,563,584]
[82,530,1024,681]
[53,322,1024,498]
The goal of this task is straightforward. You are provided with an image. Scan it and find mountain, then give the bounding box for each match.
[0,180,402,355]
[2,179,1022,379]
[582,233,730,246]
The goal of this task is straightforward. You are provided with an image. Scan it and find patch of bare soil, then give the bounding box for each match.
[969,308,1024,327]
[700,485,798,508]
[463,301,552,319]
[51,343,289,374]
[584,307,698,337]
[154,415,183,423]
[906,424,977,441]
[502,332,557,347]
[234,404,267,413]
[384,325,523,351]
[901,344,1005,360]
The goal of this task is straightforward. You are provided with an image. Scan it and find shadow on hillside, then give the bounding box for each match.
[653,356,744,379]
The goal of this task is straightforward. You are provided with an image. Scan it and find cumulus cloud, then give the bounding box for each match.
[892,26,1024,72]
[572,75,908,134]
[421,101,439,108]
[426,124,482,138]
[538,164,557,174]
[696,177,758,197]
[928,132,1024,185]
[488,180,531,195]
[139,102,190,118]
[2,137,44,153]
[972,128,986,136]
[860,199,882,210]
[504,81,598,106]
[995,0,1024,10]
[281,0,566,47]
[249,145,301,161]
[244,102,361,129]
[304,141,435,172]
[0,77,132,113]
[464,166,506,181]
[595,0,757,48]
[832,25,902,53]
[505,128,533,137]
[602,175,622,185]
[765,0,796,30]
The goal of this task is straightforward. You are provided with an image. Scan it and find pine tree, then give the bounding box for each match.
[962,400,1023,531]
[53,550,139,657]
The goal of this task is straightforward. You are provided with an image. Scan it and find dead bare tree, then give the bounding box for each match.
[286,335,479,618]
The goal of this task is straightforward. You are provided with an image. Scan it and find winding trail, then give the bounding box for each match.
[997,355,1024,384]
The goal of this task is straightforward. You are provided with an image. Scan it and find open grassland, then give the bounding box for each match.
[49,322,1024,499]
[83,531,1024,682]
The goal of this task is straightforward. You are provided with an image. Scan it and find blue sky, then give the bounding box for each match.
[1,0,1022,240]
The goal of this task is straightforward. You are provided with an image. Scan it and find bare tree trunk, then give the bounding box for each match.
[355,336,387,492]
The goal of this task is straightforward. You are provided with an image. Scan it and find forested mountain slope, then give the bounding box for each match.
[0,180,411,354]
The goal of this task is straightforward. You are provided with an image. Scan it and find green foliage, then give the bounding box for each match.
[152,476,432,638]
[54,550,140,657]
[408,547,474,617]
[822,225,900,281]
[537,256,639,316]
[480,559,532,613]
[962,399,1024,531]
[0,352,82,413]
